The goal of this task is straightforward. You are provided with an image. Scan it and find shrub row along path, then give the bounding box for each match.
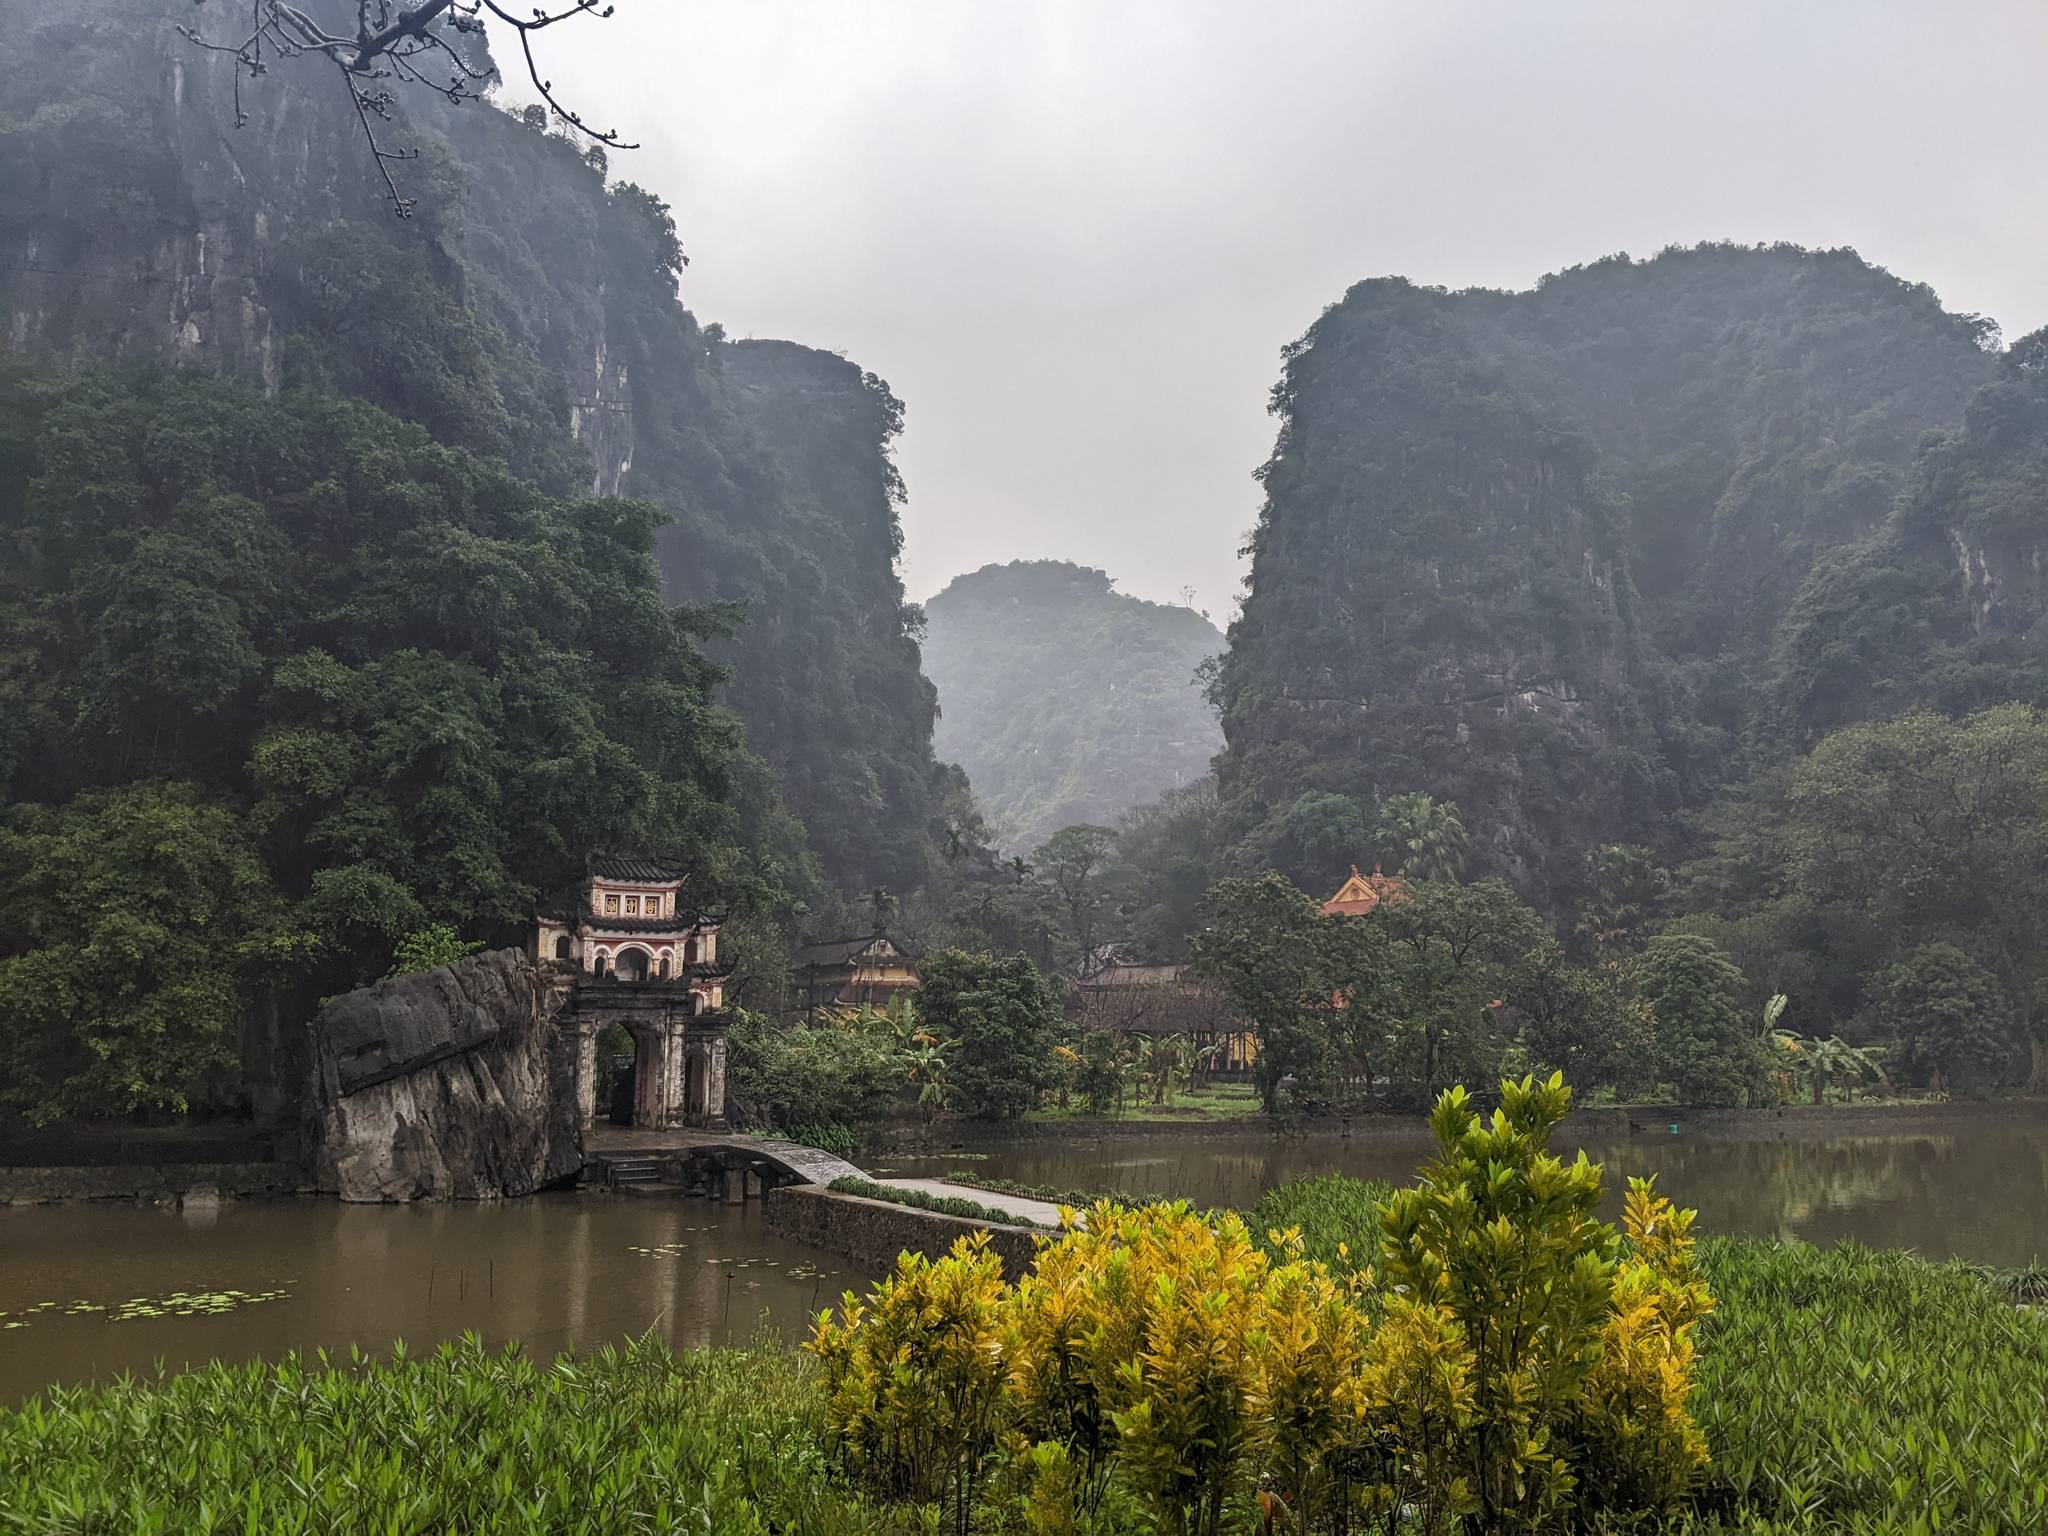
[873,1179,1067,1226]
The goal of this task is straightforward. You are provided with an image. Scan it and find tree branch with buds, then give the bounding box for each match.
[179,1,634,217]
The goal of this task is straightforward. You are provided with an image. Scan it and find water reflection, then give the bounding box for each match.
[902,1110,2048,1269]
[0,1194,864,1403]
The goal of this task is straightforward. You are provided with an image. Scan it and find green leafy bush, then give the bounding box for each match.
[1247,1173,1392,1279]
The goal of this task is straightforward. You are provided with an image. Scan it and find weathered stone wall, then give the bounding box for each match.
[763,1184,1042,1280]
[307,950,582,1202]
[0,1162,301,1206]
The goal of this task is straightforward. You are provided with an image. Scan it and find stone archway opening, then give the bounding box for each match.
[614,946,652,983]
[685,1047,710,1123]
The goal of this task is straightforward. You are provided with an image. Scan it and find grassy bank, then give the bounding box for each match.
[1022,1080,1265,1124]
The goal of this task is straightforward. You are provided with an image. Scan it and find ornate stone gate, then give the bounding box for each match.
[561,978,729,1131]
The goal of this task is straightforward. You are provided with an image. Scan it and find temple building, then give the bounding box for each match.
[535,855,732,1131]
[792,933,920,1020]
[1321,865,1411,918]
[1068,947,1256,1073]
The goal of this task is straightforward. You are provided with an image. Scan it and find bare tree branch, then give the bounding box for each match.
[180,0,634,217]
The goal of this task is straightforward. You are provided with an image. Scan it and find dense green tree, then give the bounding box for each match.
[0,369,815,1113]
[1515,948,1658,1100]
[1628,935,1761,1107]
[0,782,298,1123]
[723,1011,904,1136]
[1372,879,1550,1103]
[1031,824,1120,967]
[1097,777,1227,962]
[1870,943,2017,1091]
[1190,874,1381,1111]
[1257,790,1370,894]
[1777,706,2048,1091]
[1569,843,1667,963]
[914,951,1063,1120]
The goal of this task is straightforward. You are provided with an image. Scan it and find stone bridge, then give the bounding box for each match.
[585,1125,865,1194]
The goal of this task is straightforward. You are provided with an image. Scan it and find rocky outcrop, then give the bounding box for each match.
[307,950,582,1202]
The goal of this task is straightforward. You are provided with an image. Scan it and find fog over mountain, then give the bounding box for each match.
[497,1,2048,617]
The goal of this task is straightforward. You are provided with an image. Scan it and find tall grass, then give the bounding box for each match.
[1685,1238,2048,1531]
[0,1335,901,1536]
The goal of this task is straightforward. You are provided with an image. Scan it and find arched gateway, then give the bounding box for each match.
[534,854,734,1131]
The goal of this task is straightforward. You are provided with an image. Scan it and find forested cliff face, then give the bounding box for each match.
[0,1,951,896]
[1214,246,2022,909]
[923,561,1224,853]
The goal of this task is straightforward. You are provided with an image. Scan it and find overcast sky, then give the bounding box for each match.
[500,1,2048,619]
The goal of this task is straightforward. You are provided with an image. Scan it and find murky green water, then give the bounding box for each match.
[0,1194,861,1403]
[888,1108,2048,1269]
[7,1109,2044,1402]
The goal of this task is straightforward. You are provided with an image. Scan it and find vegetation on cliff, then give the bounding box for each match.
[0,368,801,1122]
[1209,244,2014,915]
[0,1,959,901]
[923,560,1224,854]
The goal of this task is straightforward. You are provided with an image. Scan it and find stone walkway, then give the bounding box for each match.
[877,1178,1067,1227]
[584,1125,865,1186]
[584,1128,1070,1226]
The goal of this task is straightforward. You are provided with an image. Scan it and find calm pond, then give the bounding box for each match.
[5,1106,2046,1401]
[887,1106,2048,1271]
[0,1196,857,1403]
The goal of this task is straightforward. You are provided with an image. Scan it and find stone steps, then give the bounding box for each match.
[605,1156,663,1187]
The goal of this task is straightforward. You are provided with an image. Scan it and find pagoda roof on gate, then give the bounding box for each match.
[1320,866,1411,917]
[587,853,684,884]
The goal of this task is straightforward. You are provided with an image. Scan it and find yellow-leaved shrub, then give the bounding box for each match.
[808,1074,1713,1535]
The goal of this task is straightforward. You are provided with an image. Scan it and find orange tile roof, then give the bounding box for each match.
[1320,866,1411,917]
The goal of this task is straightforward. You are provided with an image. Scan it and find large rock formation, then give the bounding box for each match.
[0,1,958,901]
[307,950,581,1202]
[1210,247,2004,911]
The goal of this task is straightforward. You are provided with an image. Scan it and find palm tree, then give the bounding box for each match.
[1372,792,1469,883]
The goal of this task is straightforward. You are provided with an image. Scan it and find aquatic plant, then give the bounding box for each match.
[1688,1237,2048,1531]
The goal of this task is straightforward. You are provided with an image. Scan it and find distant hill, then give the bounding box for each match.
[923,562,1225,853]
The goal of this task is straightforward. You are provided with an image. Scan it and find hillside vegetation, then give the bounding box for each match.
[1210,244,2038,913]
[924,560,1224,853]
[0,0,959,900]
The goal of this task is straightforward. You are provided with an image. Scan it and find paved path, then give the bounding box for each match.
[877,1178,1066,1227]
[585,1129,1068,1225]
